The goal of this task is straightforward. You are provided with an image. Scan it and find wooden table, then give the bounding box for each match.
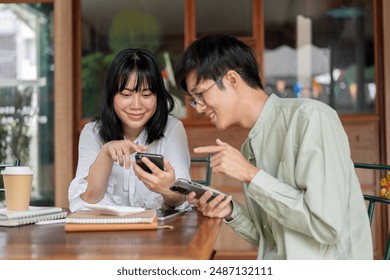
[0,209,222,260]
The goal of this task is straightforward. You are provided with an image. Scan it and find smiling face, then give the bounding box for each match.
[113,73,157,140]
[185,71,239,130]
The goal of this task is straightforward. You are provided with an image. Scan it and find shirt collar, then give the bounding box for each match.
[248,93,279,140]
[130,128,148,146]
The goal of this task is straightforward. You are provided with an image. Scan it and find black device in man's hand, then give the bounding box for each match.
[170,178,226,202]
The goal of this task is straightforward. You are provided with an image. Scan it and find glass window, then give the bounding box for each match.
[196,0,253,37]
[263,0,375,114]
[0,3,54,206]
[81,0,186,119]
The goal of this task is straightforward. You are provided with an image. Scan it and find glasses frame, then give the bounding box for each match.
[187,75,224,108]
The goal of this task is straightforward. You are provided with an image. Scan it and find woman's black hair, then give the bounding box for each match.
[95,48,174,144]
[174,34,263,93]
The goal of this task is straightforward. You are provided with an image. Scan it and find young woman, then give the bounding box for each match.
[68,48,190,212]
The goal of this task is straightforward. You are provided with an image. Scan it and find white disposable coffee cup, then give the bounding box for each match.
[1,166,33,211]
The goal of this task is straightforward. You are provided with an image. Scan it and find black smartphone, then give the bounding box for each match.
[156,209,186,221]
[135,152,164,173]
[169,178,227,202]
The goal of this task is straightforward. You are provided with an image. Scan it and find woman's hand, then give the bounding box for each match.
[81,140,146,204]
[102,140,147,168]
[132,158,185,207]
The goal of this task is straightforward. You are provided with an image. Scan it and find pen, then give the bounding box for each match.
[36,218,66,225]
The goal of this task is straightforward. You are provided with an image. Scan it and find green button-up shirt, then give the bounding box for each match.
[226,94,373,259]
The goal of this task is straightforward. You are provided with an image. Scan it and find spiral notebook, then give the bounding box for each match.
[0,206,67,227]
[65,209,158,232]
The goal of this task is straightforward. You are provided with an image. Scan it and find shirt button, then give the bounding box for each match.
[263,225,267,229]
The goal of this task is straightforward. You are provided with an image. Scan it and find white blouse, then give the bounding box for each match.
[68,115,191,212]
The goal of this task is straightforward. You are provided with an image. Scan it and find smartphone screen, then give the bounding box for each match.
[135,152,164,173]
[156,209,185,221]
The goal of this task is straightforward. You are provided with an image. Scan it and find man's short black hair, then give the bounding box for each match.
[174,34,263,94]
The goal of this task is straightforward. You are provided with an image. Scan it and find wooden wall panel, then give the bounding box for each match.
[343,122,380,190]
[384,0,390,163]
[54,0,75,207]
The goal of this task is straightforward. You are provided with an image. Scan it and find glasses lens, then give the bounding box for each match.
[188,98,196,108]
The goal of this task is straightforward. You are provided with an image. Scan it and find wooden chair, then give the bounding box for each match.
[191,154,212,186]
[0,159,21,192]
[354,162,390,260]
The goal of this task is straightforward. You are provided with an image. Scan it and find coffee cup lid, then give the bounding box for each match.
[1,166,33,175]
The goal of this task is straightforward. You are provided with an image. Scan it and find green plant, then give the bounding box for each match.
[108,9,160,54]
[0,87,32,165]
[82,9,162,118]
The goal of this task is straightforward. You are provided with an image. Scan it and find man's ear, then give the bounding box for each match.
[225,70,241,89]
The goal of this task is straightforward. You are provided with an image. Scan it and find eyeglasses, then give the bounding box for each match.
[187,76,224,108]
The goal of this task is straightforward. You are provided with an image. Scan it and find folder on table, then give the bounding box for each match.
[64,209,157,232]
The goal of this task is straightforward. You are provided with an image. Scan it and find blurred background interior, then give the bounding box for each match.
[0,0,389,259]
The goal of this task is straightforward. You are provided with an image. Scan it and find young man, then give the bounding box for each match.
[174,34,373,259]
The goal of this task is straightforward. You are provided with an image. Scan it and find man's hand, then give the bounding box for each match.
[186,190,233,219]
[194,138,259,184]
